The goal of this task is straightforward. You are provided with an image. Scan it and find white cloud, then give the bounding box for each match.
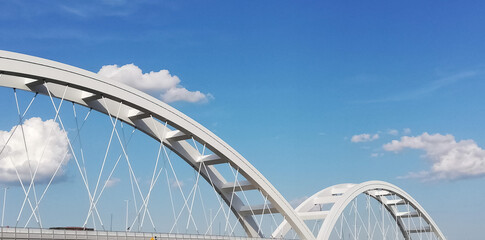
[361,70,478,103]
[162,87,213,103]
[0,117,71,185]
[351,133,379,143]
[383,132,485,180]
[98,64,212,103]
[387,129,399,136]
[105,177,120,188]
[170,179,184,189]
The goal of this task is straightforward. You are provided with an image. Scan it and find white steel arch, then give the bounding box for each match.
[273,181,446,240]
[0,50,447,240]
[0,50,315,239]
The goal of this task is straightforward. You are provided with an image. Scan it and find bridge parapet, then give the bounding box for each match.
[0,228,267,240]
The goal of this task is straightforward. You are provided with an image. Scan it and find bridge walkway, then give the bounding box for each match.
[0,228,269,240]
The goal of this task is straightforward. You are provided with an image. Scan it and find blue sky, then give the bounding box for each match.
[1,1,485,239]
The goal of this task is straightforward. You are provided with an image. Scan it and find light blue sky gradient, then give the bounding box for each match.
[1,1,485,239]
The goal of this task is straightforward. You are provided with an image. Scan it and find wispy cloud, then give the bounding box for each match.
[170,179,184,189]
[59,1,136,18]
[60,5,88,18]
[105,178,121,188]
[387,129,399,136]
[370,152,383,157]
[362,71,479,103]
[351,133,379,143]
[1,1,137,20]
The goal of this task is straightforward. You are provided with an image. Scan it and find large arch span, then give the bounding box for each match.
[0,50,446,240]
[0,50,314,239]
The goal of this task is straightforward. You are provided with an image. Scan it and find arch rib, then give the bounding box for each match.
[0,50,314,239]
[274,181,446,240]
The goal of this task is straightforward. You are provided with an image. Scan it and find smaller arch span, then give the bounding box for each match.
[273,181,446,240]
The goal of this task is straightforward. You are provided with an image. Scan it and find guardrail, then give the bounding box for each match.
[0,228,267,240]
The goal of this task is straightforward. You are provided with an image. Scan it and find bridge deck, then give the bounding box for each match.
[0,228,267,240]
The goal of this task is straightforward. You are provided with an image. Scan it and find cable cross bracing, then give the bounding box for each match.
[0,50,446,240]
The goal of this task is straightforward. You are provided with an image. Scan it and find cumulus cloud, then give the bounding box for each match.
[0,118,71,185]
[351,133,379,143]
[98,64,212,103]
[383,132,485,180]
[162,87,212,103]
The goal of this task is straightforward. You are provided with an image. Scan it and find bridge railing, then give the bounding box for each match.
[0,227,267,240]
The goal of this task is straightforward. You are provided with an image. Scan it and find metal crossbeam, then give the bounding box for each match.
[165,130,191,141]
[197,154,226,165]
[396,211,419,218]
[221,181,256,192]
[239,204,277,216]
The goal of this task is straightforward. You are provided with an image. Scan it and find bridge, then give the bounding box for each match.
[0,50,446,240]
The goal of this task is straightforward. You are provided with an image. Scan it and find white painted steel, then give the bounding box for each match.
[0,227,266,240]
[273,181,446,240]
[0,50,446,240]
[272,183,354,238]
[0,50,314,239]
